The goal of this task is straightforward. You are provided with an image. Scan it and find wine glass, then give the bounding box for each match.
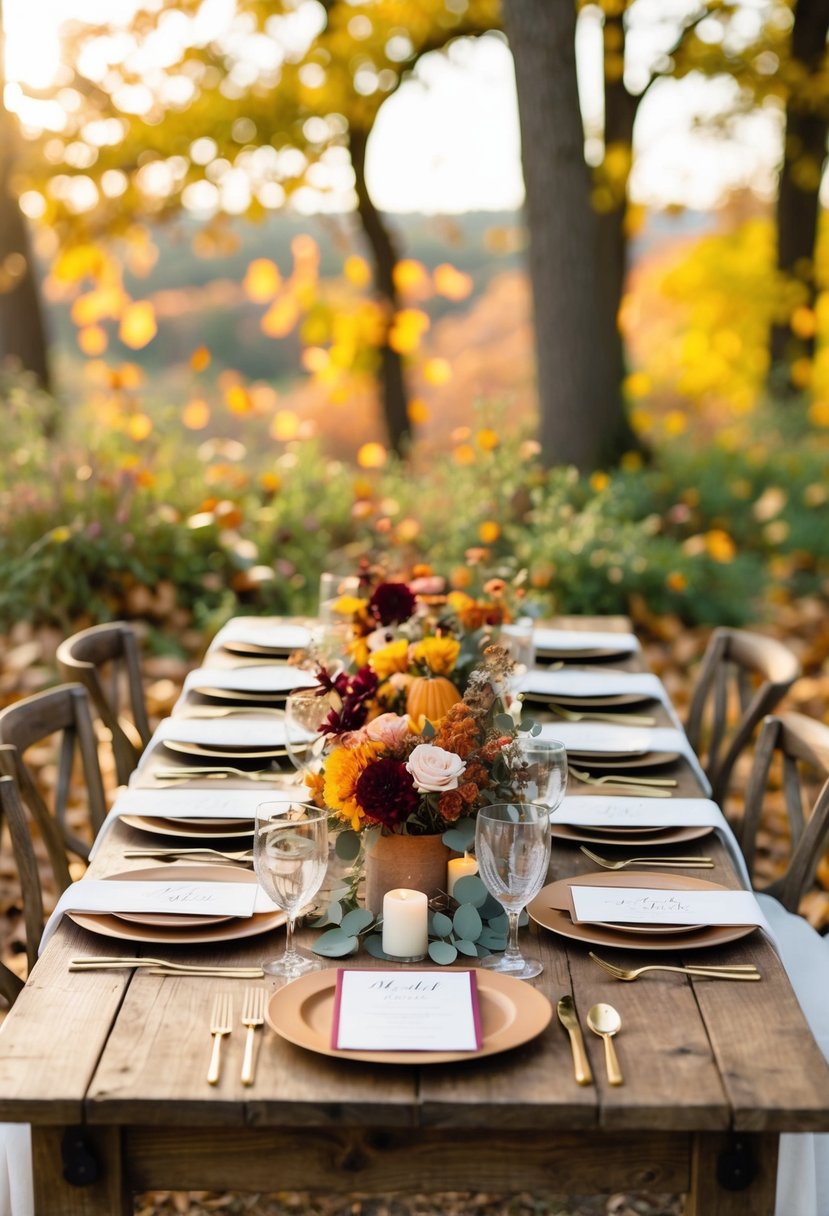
[511,737,568,817]
[254,801,329,977]
[284,688,337,774]
[475,801,551,980]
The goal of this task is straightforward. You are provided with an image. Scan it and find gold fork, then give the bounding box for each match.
[240,987,267,1086]
[153,766,286,783]
[580,846,714,870]
[588,952,761,982]
[207,993,233,1084]
[123,847,253,863]
[568,767,675,796]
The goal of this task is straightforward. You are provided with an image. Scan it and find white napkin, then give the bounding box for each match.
[538,722,711,794]
[533,627,639,654]
[146,717,289,748]
[39,878,277,953]
[89,787,289,858]
[180,665,317,696]
[211,619,312,652]
[552,795,749,885]
[520,668,667,701]
[570,884,771,930]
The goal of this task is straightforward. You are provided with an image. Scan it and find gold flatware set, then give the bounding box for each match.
[568,767,676,796]
[207,988,267,1086]
[589,951,761,983]
[123,847,254,864]
[579,846,714,870]
[70,956,264,978]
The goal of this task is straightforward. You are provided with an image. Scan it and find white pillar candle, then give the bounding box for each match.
[447,853,479,898]
[381,888,428,960]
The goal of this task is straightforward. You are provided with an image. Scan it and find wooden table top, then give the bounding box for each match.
[1,615,828,1144]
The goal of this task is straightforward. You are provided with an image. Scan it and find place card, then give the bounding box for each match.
[570,885,769,929]
[553,796,724,828]
[519,670,667,701]
[150,716,290,748]
[331,969,482,1052]
[181,666,317,696]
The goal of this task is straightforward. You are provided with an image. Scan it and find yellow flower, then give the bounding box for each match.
[333,595,366,618]
[410,636,461,675]
[323,740,385,831]
[368,639,410,680]
[304,769,326,806]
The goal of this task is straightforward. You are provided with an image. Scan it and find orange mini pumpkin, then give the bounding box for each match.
[406,674,461,725]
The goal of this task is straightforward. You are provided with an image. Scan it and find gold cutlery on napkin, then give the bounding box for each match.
[556,995,592,1086]
[588,952,761,982]
[152,766,287,783]
[70,956,264,978]
[123,848,254,863]
[240,987,267,1086]
[568,767,676,796]
[207,993,233,1085]
[181,706,286,718]
[548,705,656,727]
[579,846,714,870]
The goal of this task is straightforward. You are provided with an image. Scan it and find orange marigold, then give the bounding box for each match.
[458,781,479,804]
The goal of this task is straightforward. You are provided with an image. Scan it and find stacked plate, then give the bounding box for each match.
[532,628,640,664]
[67,865,285,945]
[182,664,318,709]
[213,622,313,661]
[528,870,757,952]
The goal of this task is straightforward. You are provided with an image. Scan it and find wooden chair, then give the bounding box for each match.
[738,711,829,913]
[685,627,801,807]
[0,684,107,869]
[56,621,151,786]
[0,775,48,1006]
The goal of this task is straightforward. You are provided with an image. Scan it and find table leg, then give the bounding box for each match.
[32,1127,130,1216]
[685,1131,778,1216]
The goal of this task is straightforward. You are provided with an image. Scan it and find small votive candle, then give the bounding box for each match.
[447,853,479,898]
[381,888,428,961]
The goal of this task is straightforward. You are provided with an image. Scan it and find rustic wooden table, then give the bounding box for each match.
[1,617,827,1215]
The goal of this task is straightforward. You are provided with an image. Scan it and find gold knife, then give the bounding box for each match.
[556,995,593,1086]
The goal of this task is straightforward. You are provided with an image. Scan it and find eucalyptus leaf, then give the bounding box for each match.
[421,719,436,740]
[453,938,479,957]
[324,900,343,926]
[530,721,542,736]
[429,911,454,938]
[453,903,483,941]
[480,892,505,920]
[494,712,516,733]
[364,934,393,960]
[428,940,458,965]
[312,928,359,957]
[452,874,488,907]
[442,818,475,852]
[334,830,362,861]
[488,913,509,936]
[519,909,529,927]
[477,928,508,952]
[340,907,375,936]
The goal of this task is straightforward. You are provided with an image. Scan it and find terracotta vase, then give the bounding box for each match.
[364,832,451,917]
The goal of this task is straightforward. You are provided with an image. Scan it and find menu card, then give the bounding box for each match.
[332,970,482,1052]
[570,885,769,929]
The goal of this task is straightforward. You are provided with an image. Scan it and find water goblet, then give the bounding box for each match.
[254,801,329,977]
[284,687,337,774]
[474,801,551,980]
[511,736,567,817]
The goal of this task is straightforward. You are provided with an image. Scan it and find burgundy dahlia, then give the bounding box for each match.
[355,758,419,828]
[369,580,417,626]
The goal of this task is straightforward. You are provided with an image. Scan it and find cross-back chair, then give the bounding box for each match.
[0,683,107,870]
[56,621,151,786]
[738,711,829,913]
[0,775,49,1006]
[685,627,801,808]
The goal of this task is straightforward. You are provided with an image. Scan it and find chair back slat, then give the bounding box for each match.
[685,627,801,808]
[741,711,829,913]
[56,622,151,786]
[0,773,55,1005]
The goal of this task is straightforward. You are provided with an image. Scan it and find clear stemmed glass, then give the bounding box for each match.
[254,801,329,977]
[475,801,551,980]
[511,737,568,817]
[284,688,337,774]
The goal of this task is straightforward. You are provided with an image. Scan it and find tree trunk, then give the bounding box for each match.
[0,12,52,396]
[348,126,411,457]
[770,0,829,389]
[502,0,631,471]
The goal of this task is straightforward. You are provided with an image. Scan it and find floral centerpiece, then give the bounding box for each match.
[321,556,524,725]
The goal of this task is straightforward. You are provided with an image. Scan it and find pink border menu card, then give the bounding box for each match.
[331,969,482,1052]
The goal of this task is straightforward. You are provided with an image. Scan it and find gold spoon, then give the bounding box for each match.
[587,1002,623,1085]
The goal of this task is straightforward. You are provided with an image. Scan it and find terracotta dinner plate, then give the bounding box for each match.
[191,687,290,704]
[528,870,757,952]
[222,641,297,658]
[162,739,290,763]
[265,968,553,1065]
[120,814,255,840]
[550,824,713,847]
[567,751,681,771]
[67,864,284,944]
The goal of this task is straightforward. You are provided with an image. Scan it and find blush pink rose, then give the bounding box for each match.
[366,713,412,749]
[405,743,466,793]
